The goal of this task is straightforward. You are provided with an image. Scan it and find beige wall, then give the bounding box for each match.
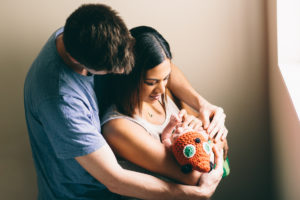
[267,1,300,200]
[0,0,273,199]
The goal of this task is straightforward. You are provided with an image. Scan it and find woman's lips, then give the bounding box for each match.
[150,94,160,100]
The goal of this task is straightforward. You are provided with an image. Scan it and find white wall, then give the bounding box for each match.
[0,0,272,199]
[267,1,300,200]
[277,0,300,64]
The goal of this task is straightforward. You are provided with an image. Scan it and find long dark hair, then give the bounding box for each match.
[100,26,172,117]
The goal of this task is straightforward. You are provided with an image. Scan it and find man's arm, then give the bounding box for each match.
[102,118,200,186]
[167,63,227,140]
[75,143,224,200]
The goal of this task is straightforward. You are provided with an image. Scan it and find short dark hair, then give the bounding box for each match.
[63,4,134,73]
[105,26,172,116]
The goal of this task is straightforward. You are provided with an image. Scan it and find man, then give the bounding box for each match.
[24,4,225,199]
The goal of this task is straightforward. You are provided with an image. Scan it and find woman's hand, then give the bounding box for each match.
[198,103,227,140]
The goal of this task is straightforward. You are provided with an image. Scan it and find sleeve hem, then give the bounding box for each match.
[57,142,107,159]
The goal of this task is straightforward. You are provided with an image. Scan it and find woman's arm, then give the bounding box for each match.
[75,143,224,199]
[102,118,201,185]
[167,63,227,140]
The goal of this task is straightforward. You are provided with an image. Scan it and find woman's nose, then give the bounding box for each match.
[156,81,165,94]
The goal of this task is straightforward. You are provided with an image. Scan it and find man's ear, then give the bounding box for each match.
[67,53,81,65]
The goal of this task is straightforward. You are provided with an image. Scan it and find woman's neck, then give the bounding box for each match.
[137,98,166,125]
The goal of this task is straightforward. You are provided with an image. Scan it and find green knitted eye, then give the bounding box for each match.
[183,144,196,158]
[203,142,211,155]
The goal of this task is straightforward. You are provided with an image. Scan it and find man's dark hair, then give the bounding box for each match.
[102,26,172,116]
[63,4,134,73]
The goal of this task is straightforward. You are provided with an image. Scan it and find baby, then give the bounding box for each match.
[161,112,230,175]
[161,113,209,149]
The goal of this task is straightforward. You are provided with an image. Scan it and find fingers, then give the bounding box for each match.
[214,126,228,142]
[185,116,200,129]
[189,117,203,130]
[200,111,211,130]
[211,126,228,146]
[181,114,203,131]
[223,139,229,159]
[221,128,228,141]
[207,107,224,133]
[212,145,224,173]
[207,110,226,139]
[194,123,204,132]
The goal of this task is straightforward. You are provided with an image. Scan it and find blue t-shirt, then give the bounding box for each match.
[24,28,110,199]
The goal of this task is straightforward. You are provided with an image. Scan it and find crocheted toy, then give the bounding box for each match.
[172,131,213,173]
[172,131,230,176]
[161,114,230,176]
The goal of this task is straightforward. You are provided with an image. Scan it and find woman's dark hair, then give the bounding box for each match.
[63,4,134,73]
[102,26,172,116]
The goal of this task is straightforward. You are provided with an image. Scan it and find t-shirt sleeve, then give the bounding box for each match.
[38,95,107,159]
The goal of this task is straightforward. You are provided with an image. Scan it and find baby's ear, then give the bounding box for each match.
[181,164,193,174]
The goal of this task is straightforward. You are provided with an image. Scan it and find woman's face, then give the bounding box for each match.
[141,59,171,103]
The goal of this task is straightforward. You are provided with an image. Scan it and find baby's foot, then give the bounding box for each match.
[161,114,181,148]
[169,114,181,127]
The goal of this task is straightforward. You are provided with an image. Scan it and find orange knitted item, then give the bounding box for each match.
[172,131,213,173]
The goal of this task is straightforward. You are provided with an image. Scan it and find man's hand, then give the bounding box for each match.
[197,145,224,197]
[167,64,228,141]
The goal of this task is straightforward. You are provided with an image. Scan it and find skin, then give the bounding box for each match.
[102,58,226,186]
[139,59,171,124]
[103,59,203,185]
[167,63,228,140]
[76,142,224,200]
[161,113,207,150]
[57,32,227,139]
[56,34,224,199]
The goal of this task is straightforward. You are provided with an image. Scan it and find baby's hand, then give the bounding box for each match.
[178,109,204,133]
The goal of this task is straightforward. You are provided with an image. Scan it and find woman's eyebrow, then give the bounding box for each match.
[145,72,171,81]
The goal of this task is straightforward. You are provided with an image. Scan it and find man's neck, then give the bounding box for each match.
[55,34,88,76]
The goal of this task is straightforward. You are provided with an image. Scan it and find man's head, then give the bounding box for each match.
[63,4,134,74]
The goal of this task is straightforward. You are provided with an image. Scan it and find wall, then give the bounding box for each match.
[267,1,300,200]
[0,0,272,199]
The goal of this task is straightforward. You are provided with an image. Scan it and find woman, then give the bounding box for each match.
[101,26,227,186]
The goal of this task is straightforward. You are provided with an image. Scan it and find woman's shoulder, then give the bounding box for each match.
[101,111,150,141]
[101,105,149,132]
[101,105,130,126]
